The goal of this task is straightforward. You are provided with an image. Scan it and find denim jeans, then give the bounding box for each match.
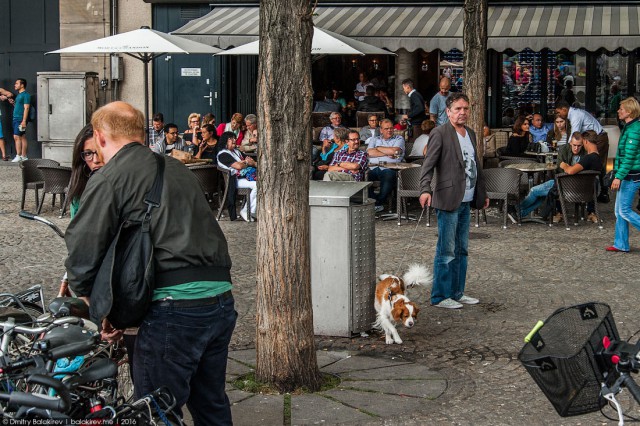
[613,179,640,251]
[519,179,554,217]
[133,295,237,426]
[432,203,470,305]
[368,167,397,206]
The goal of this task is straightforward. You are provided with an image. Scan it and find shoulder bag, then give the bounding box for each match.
[90,153,165,329]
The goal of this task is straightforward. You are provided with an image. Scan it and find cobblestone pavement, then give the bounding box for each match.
[2,161,640,425]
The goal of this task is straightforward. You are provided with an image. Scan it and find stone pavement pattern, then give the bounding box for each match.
[2,162,640,425]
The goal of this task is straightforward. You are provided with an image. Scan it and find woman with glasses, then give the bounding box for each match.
[546,116,571,148]
[66,124,104,218]
[183,112,202,145]
[216,113,245,147]
[505,115,531,156]
[607,97,640,252]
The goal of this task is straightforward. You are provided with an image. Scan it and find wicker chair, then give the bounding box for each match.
[36,165,72,217]
[189,165,221,211]
[483,168,523,229]
[396,167,422,226]
[217,170,252,222]
[19,159,60,212]
[555,170,602,230]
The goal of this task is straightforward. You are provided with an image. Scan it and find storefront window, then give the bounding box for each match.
[502,50,542,122]
[595,52,628,119]
[547,52,587,114]
[442,50,464,91]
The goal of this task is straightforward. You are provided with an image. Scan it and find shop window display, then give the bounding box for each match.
[502,49,542,119]
[595,52,628,119]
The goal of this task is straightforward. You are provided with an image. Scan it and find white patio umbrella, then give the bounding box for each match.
[48,27,221,144]
[216,27,393,56]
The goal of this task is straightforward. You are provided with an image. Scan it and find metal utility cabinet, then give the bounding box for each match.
[37,72,99,165]
[309,181,376,337]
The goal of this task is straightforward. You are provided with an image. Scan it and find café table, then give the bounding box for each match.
[505,162,556,190]
[524,151,558,163]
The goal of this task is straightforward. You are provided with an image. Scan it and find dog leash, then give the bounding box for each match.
[395,206,427,276]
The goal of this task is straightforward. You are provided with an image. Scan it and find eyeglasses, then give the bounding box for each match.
[347,138,360,141]
[190,120,199,123]
[81,150,98,161]
[368,118,378,122]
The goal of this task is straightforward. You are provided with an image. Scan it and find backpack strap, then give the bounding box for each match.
[142,153,165,231]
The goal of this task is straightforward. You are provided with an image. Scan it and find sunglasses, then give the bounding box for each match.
[81,150,98,161]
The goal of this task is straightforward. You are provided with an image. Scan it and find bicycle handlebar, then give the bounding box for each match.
[0,374,71,413]
[0,316,84,335]
[19,211,65,238]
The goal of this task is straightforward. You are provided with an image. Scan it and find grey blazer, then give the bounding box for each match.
[420,122,487,211]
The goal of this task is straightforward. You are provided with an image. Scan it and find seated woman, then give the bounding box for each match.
[408,119,436,158]
[216,113,245,147]
[217,131,257,222]
[312,127,349,180]
[505,115,531,156]
[183,113,202,146]
[359,114,380,143]
[195,124,220,161]
[546,115,570,148]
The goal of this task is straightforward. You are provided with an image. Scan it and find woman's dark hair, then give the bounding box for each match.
[513,115,529,135]
[219,131,237,149]
[202,124,218,138]
[66,124,95,210]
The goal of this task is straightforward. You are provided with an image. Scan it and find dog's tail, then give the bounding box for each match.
[403,264,432,288]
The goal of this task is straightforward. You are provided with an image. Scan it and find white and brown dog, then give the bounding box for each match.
[373,264,431,345]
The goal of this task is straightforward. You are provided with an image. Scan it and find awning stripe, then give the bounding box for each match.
[173,6,640,52]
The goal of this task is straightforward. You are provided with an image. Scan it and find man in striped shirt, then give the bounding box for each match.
[324,130,369,181]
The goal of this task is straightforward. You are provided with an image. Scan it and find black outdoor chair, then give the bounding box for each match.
[217,170,253,222]
[19,159,60,212]
[555,170,602,230]
[396,166,421,226]
[482,167,523,229]
[189,164,222,211]
[36,165,72,217]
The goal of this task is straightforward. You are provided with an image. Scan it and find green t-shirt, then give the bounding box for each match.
[13,92,31,120]
[152,280,232,301]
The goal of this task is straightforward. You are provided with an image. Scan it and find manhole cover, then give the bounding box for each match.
[469,232,490,240]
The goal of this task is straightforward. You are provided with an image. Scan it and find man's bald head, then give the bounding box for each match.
[91,101,145,143]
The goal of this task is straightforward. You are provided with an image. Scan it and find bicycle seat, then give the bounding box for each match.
[64,358,118,388]
[42,324,96,352]
[48,297,89,319]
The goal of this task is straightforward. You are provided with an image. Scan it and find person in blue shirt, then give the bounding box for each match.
[529,113,552,144]
[11,78,31,162]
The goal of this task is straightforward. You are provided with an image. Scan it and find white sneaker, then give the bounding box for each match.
[457,295,479,305]
[374,205,384,213]
[433,298,463,309]
[20,156,28,161]
[239,210,249,222]
[11,156,21,162]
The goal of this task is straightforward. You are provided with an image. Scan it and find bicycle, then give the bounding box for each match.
[520,302,640,425]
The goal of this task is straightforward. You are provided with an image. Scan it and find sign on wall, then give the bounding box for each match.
[181,68,202,77]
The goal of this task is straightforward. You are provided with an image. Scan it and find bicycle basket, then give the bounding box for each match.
[518,302,619,417]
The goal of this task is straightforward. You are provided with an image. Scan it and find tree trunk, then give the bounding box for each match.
[255,0,321,392]
[463,0,488,159]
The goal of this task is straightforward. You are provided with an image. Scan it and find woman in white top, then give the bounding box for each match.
[217,131,257,222]
[409,119,436,158]
[546,115,570,148]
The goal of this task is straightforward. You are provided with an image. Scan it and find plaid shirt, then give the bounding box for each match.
[330,149,369,181]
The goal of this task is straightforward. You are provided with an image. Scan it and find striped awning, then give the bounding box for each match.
[173,6,640,52]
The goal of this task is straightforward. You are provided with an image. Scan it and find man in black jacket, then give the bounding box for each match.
[401,78,427,127]
[65,101,236,426]
[357,85,389,117]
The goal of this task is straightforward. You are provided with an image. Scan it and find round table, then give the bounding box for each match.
[376,162,420,170]
[505,162,555,189]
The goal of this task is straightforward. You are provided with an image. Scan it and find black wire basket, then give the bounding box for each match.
[518,302,619,417]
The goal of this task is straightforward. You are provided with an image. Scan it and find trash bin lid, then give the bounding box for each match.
[309,181,372,207]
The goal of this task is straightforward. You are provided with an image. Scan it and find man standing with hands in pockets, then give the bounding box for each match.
[419,93,489,309]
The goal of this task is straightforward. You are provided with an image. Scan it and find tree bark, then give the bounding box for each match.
[463,0,488,159]
[255,0,321,392]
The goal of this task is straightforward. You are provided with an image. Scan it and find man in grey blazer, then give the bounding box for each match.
[419,93,489,309]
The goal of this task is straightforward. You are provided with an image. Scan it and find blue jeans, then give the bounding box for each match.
[519,179,554,217]
[432,203,470,305]
[368,167,397,206]
[133,295,237,426]
[613,179,640,251]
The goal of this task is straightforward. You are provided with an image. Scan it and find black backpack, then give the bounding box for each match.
[90,154,164,329]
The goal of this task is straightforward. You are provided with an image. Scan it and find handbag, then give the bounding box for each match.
[89,154,165,329]
[603,170,616,188]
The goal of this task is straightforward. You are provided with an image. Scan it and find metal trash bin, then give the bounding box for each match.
[309,181,376,337]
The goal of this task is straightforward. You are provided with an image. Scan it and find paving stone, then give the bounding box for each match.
[231,394,284,425]
[291,394,375,425]
[322,388,432,417]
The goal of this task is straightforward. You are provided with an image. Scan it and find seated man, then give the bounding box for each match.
[324,131,369,182]
[367,119,405,212]
[529,113,553,143]
[150,123,184,155]
[360,114,380,143]
[319,112,347,143]
[240,114,258,153]
[356,86,389,117]
[313,90,341,113]
[513,131,600,219]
